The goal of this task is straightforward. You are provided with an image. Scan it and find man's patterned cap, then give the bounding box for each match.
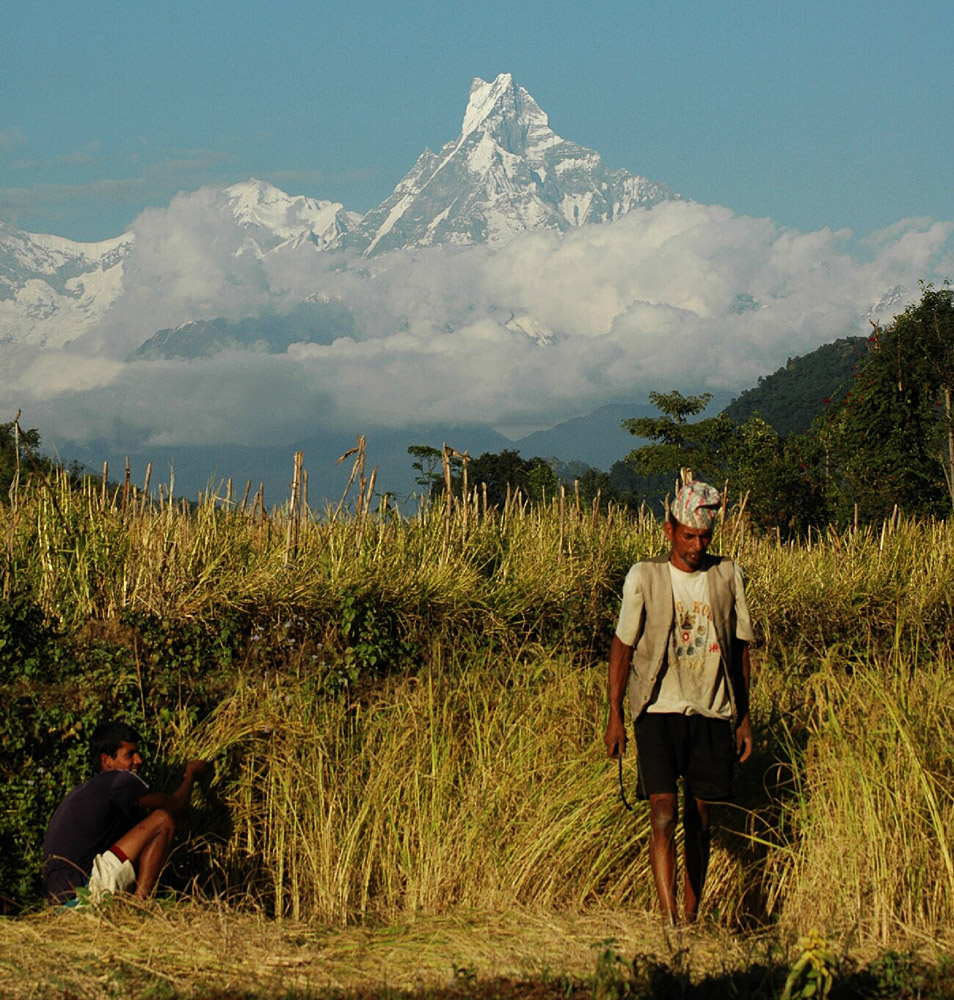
[670,480,721,530]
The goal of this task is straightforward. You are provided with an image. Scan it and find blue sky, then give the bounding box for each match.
[3,1,953,242]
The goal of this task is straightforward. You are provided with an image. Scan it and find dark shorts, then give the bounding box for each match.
[634,712,736,802]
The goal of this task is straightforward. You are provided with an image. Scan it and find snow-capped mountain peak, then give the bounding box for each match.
[349,73,676,256]
[460,74,558,156]
[0,72,679,348]
[461,74,514,138]
[224,179,361,249]
[865,284,912,322]
[0,222,132,348]
[23,229,132,263]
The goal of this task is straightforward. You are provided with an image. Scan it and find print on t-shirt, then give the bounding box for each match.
[674,597,718,664]
[649,565,731,718]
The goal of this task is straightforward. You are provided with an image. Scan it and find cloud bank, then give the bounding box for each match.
[4,195,953,460]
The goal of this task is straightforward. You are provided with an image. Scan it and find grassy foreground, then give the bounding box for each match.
[4,469,954,995]
[2,902,953,1000]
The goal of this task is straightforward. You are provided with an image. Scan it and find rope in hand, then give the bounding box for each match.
[617,753,635,812]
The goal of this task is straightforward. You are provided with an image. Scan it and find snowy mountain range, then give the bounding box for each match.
[0,73,676,352]
[1,72,939,505]
[0,223,130,349]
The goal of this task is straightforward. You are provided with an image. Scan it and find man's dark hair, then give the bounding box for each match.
[89,721,142,770]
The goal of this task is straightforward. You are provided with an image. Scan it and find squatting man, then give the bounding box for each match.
[42,721,212,905]
[604,480,753,923]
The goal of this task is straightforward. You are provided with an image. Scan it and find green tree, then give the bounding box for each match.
[462,450,562,507]
[608,459,641,507]
[915,284,954,502]
[409,446,563,507]
[469,449,534,507]
[622,391,734,483]
[407,444,447,498]
[818,284,954,522]
[576,467,615,510]
[527,460,559,503]
[622,394,829,534]
[0,422,45,500]
[724,414,829,537]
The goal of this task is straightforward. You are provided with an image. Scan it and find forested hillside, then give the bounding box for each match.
[722,336,868,435]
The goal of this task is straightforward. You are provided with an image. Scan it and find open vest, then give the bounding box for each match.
[625,553,747,724]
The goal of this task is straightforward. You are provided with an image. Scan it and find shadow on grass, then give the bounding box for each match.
[707,693,809,929]
[124,948,954,1000]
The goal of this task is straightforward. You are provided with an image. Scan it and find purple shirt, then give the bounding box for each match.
[42,769,148,903]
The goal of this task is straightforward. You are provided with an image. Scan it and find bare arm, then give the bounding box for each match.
[138,759,211,814]
[604,635,632,758]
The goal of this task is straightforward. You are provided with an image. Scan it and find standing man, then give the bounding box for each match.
[604,480,754,924]
[42,720,211,905]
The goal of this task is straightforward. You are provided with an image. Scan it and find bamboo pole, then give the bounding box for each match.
[441,443,453,563]
[460,452,469,542]
[333,438,364,523]
[357,467,376,555]
[285,451,304,564]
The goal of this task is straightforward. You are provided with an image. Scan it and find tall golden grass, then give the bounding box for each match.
[176,647,648,922]
[762,647,954,939]
[4,467,954,945]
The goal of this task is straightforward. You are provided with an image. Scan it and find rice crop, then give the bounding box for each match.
[3,465,954,951]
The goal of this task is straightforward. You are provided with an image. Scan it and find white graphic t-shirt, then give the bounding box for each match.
[647,564,730,719]
[615,559,753,720]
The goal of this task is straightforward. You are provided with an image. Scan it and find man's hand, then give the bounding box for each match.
[604,713,627,759]
[185,759,213,783]
[735,714,754,763]
[139,759,214,815]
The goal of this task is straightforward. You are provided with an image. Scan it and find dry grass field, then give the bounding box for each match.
[3,469,954,996]
[4,901,951,1000]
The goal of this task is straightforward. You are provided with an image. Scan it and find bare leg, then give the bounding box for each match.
[647,792,679,923]
[683,794,711,922]
[112,809,176,899]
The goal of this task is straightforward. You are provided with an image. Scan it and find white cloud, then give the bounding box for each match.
[83,187,309,354]
[13,351,125,395]
[2,197,952,463]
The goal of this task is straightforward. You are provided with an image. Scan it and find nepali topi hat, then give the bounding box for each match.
[670,480,721,530]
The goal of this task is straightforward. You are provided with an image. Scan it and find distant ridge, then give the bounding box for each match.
[46,339,871,502]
